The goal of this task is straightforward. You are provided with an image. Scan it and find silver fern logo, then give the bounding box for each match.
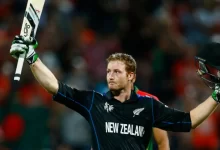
[104,102,114,112]
[133,108,145,117]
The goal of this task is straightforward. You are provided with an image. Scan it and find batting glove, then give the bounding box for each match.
[10,35,38,65]
[212,84,220,103]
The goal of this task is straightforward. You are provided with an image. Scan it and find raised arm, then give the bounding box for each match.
[152,85,220,131]
[190,85,220,129]
[30,58,58,94]
[190,95,219,129]
[10,35,58,94]
[10,35,95,114]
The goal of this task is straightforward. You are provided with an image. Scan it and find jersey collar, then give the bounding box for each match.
[104,90,139,103]
[134,86,139,93]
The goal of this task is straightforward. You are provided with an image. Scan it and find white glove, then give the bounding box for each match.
[10,35,38,64]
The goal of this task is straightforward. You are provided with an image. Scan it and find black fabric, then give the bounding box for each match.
[53,82,192,150]
[196,42,220,70]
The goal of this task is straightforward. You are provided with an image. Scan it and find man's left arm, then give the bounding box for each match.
[190,85,220,128]
[152,95,219,131]
[153,128,170,150]
[190,96,218,129]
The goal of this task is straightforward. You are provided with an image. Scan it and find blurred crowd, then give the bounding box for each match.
[0,0,220,150]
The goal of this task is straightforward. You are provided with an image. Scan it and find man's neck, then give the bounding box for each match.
[112,89,132,103]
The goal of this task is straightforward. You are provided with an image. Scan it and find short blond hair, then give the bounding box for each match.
[106,53,137,73]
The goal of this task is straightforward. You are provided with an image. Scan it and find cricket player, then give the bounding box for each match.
[10,35,220,150]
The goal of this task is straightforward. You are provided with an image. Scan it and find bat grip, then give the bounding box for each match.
[14,53,26,81]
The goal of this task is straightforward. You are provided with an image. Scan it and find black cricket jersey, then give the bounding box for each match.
[53,82,192,150]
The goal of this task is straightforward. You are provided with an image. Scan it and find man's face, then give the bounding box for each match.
[107,60,134,91]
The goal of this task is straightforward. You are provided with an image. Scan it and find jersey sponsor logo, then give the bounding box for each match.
[105,122,145,137]
[133,108,144,117]
[104,102,114,112]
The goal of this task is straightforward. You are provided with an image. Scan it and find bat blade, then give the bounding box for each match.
[14,0,45,81]
[20,0,44,37]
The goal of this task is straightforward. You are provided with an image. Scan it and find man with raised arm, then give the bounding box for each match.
[10,36,220,150]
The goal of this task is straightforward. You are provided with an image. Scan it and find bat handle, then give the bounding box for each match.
[14,53,26,81]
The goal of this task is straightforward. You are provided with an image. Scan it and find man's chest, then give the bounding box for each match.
[90,100,153,138]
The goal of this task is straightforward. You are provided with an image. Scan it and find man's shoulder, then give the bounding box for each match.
[136,90,159,101]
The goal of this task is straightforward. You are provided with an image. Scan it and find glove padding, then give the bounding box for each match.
[212,84,220,103]
[10,35,38,65]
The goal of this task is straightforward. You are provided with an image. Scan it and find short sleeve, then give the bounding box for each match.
[152,100,192,132]
[53,82,94,113]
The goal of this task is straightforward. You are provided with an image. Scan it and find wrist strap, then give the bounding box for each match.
[26,53,39,65]
[212,91,220,103]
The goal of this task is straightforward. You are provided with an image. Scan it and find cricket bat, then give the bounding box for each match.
[14,0,45,81]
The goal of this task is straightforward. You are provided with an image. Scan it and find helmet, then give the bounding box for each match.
[195,42,220,89]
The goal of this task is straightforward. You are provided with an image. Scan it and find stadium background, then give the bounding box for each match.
[0,0,220,149]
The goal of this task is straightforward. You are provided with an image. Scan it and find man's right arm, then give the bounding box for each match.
[30,58,58,94]
[10,35,95,114]
[10,35,58,94]
[30,57,94,117]
[29,55,94,112]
